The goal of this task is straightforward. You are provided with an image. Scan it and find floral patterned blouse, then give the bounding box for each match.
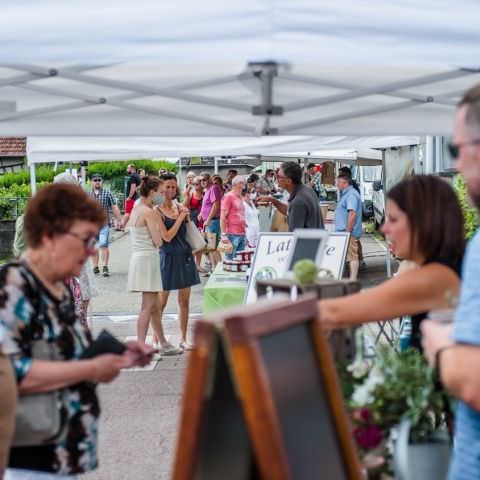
[0,262,99,475]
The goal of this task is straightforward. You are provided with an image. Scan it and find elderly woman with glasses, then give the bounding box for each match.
[0,183,154,480]
[182,170,196,197]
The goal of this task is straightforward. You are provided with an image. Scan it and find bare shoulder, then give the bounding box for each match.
[395,262,460,294]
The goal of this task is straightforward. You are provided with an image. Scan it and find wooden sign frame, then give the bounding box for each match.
[173,295,362,480]
[224,295,362,480]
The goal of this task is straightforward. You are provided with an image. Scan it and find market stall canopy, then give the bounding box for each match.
[259,149,384,167]
[26,135,417,163]
[1,0,480,137]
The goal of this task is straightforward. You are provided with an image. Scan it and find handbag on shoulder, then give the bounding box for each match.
[185,221,207,252]
[12,340,68,447]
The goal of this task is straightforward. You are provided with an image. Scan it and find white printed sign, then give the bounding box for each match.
[321,232,350,280]
[245,232,350,304]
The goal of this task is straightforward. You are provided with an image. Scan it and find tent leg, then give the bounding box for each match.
[80,163,87,189]
[214,157,218,175]
[178,158,182,186]
[382,149,392,278]
[30,163,37,195]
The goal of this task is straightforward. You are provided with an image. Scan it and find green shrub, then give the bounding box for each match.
[0,183,49,219]
[453,175,480,239]
[0,165,68,188]
[0,160,177,189]
[87,160,177,180]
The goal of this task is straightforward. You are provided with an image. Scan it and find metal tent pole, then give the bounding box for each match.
[29,163,37,195]
[382,150,392,278]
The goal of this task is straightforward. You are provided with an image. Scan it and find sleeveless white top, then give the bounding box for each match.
[127,226,162,292]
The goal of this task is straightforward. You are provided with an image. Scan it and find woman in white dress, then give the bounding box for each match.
[243,188,260,248]
[127,176,182,356]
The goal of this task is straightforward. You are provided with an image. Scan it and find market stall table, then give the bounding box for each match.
[202,263,247,313]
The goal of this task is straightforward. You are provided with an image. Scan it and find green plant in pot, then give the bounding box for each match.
[341,345,452,479]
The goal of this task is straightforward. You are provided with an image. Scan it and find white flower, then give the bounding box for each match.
[352,364,385,406]
[347,358,372,379]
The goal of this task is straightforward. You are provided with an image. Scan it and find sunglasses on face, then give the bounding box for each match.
[92,179,102,182]
[448,140,480,159]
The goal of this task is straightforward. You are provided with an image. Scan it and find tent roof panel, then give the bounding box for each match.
[26,135,417,163]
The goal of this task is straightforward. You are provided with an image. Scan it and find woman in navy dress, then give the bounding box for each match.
[157,174,200,350]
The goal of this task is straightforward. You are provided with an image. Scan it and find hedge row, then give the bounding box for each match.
[0,165,68,188]
[0,160,177,189]
[87,160,177,179]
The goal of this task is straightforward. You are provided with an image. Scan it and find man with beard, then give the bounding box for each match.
[422,85,480,479]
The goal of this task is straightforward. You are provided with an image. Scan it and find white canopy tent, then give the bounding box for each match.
[26,136,417,163]
[0,0,479,140]
[1,0,479,195]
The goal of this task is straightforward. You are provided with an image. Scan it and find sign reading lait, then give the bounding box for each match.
[245,232,350,304]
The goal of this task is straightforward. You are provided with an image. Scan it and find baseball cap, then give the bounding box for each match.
[91,174,103,180]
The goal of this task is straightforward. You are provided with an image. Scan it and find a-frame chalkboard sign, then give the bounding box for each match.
[172,295,362,480]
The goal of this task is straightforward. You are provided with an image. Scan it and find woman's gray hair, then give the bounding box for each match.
[53,172,79,184]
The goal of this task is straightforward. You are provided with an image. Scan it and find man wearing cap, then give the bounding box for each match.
[89,174,122,277]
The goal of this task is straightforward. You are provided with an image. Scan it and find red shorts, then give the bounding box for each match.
[125,198,135,214]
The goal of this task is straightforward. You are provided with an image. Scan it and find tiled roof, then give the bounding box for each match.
[0,137,26,156]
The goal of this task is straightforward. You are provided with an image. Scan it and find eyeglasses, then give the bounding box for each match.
[192,183,200,186]
[66,232,97,251]
[92,179,102,182]
[200,179,208,183]
[448,140,480,159]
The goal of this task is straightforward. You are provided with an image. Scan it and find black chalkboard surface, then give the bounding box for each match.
[259,324,348,479]
[194,338,258,480]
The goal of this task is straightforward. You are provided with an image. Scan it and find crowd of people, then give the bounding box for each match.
[5,82,480,479]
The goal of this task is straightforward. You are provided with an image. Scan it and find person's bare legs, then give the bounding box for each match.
[93,250,99,269]
[137,292,159,343]
[155,290,170,343]
[194,251,203,271]
[208,251,221,271]
[349,260,359,280]
[99,246,110,268]
[150,294,169,346]
[178,287,191,344]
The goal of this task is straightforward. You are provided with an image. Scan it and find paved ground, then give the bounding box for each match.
[81,230,391,480]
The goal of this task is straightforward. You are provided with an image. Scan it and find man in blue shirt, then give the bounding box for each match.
[422,84,480,480]
[334,173,362,280]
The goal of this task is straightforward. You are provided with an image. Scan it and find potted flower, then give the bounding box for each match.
[339,344,452,479]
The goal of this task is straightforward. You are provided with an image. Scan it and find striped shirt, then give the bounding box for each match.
[89,188,117,226]
[450,230,480,479]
